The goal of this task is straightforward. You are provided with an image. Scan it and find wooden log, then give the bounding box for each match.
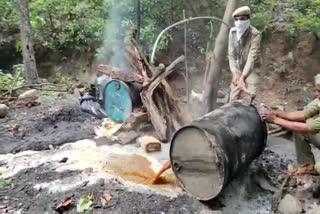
[137,136,162,153]
[169,102,267,200]
[97,64,144,83]
[98,36,190,141]
[141,55,187,141]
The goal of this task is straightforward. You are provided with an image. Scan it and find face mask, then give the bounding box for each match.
[315,74,320,85]
[234,20,250,41]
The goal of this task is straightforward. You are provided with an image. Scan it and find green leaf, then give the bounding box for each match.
[76,195,93,213]
[0,176,12,188]
[0,64,25,94]
[31,16,46,29]
[15,40,22,52]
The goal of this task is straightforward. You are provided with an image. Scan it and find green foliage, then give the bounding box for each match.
[3,0,318,58]
[0,64,25,94]
[13,64,25,76]
[0,172,12,188]
[137,0,226,54]
[15,39,22,52]
[28,0,108,50]
[0,0,17,32]
[0,0,220,58]
[77,195,93,213]
[0,0,274,54]
[294,0,320,32]
[240,0,275,33]
[31,16,46,29]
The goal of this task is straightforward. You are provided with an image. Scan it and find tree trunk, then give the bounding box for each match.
[135,0,141,41]
[201,0,238,114]
[16,0,39,84]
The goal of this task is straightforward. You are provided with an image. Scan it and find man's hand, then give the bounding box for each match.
[262,108,276,123]
[238,77,247,90]
[232,73,240,85]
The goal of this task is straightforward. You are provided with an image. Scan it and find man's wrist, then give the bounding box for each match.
[240,75,246,81]
[273,117,281,125]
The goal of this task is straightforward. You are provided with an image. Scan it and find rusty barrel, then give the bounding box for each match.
[169,102,267,200]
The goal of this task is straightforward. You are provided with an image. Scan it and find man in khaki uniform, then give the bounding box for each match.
[228,6,262,102]
[262,74,320,166]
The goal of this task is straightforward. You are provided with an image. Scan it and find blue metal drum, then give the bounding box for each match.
[103,80,141,123]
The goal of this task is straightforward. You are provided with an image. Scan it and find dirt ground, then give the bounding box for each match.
[0,89,319,213]
[0,94,99,154]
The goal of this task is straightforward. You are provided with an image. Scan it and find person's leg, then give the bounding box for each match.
[245,72,260,103]
[310,133,320,149]
[294,132,315,165]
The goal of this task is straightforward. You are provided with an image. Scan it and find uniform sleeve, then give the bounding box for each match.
[306,117,320,133]
[242,33,261,79]
[228,30,240,74]
[304,99,320,119]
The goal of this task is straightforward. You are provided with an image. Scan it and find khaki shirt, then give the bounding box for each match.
[228,26,261,79]
[304,98,320,133]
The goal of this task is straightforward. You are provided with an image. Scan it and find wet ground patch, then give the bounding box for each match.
[103,154,177,187]
[0,156,220,214]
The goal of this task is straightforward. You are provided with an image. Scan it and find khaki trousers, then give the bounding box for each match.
[294,132,320,165]
[229,72,260,103]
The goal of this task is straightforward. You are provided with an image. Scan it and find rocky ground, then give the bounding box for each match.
[0,93,320,214]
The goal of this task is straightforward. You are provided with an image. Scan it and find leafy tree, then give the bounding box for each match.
[295,0,320,33]
[239,0,274,33]
[29,0,108,50]
[0,0,17,32]
[1,0,318,57]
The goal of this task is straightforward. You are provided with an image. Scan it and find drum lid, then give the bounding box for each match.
[170,126,225,200]
[104,80,132,122]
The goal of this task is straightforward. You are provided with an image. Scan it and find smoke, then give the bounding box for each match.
[102,0,131,69]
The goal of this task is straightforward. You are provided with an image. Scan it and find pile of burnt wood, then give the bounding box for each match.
[97,38,191,141]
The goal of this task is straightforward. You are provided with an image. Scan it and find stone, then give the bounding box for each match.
[94,137,120,146]
[117,131,139,145]
[0,104,9,118]
[59,157,68,163]
[123,112,149,131]
[34,185,42,192]
[137,123,154,133]
[18,89,38,100]
[287,52,294,62]
[75,83,85,88]
[97,178,105,186]
[137,136,162,153]
[314,162,320,174]
[310,202,320,214]
[84,167,93,175]
[278,194,303,214]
